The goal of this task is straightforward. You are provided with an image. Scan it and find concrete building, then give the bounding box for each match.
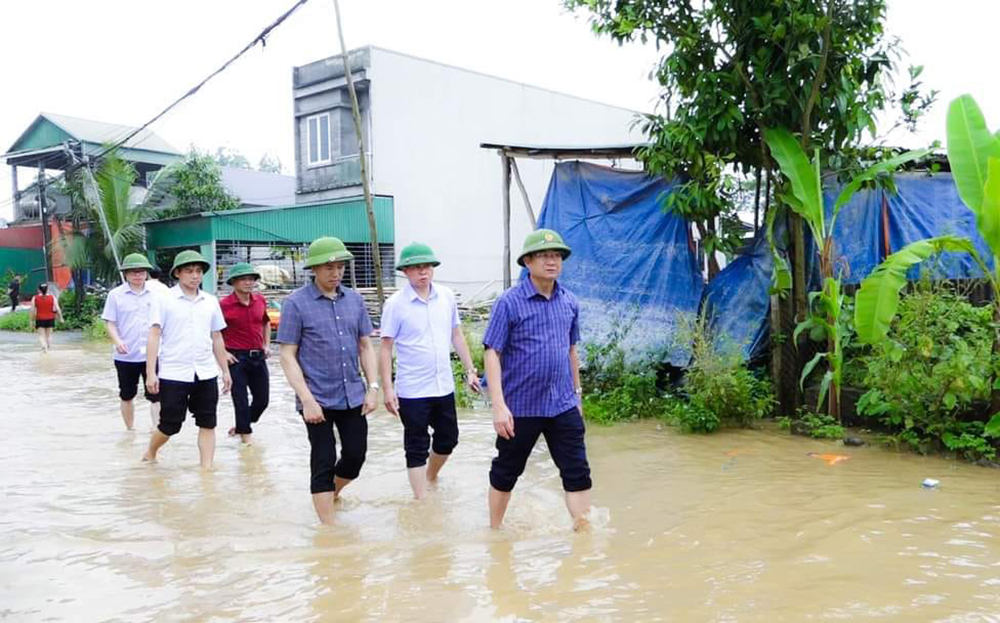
[292,46,644,299]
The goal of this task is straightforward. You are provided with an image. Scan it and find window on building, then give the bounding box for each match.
[307,113,331,166]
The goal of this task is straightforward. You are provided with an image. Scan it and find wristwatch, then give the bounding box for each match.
[368,382,380,391]
[574,387,583,395]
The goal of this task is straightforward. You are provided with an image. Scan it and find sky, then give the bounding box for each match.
[0,0,994,222]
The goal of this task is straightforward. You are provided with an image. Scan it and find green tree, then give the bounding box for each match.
[61,153,154,286]
[155,149,240,219]
[212,146,252,170]
[258,153,284,174]
[566,0,936,410]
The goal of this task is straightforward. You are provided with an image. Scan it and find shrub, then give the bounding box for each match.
[83,317,110,341]
[57,290,105,330]
[782,409,845,439]
[583,371,666,425]
[0,310,33,332]
[857,288,999,461]
[452,324,486,409]
[664,398,720,433]
[682,315,774,428]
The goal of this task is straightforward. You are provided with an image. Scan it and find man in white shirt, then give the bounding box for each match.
[378,243,480,499]
[143,250,232,468]
[101,253,164,431]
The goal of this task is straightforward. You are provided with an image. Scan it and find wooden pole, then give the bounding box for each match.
[509,158,536,229]
[37,164,53,283]
[333,0,384,312]
[501,152,512,289]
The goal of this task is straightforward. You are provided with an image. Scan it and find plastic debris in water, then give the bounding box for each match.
[922,478,940,489]
[807,452,851,465]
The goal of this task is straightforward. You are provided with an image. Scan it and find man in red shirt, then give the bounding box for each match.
[220,263,271,445]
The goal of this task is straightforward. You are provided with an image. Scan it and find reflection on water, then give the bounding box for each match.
[2,333,1000,621]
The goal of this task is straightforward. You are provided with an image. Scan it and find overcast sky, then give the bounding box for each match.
[0,0,993,222]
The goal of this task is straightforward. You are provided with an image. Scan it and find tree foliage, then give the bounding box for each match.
[156,150,241,219]
[565,0,935,269]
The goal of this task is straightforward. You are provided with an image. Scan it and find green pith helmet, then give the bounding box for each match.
[396,242,440,270]
[227,262,261,285]
[120,253,154,272]
[170,249,211,278]
[516,228,572,266]
[304,236,354,268]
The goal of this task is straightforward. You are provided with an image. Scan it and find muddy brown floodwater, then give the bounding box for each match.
[2,331,1000,622]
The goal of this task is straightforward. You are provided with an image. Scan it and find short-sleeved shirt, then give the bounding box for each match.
[220,292,269,350]
[149,286,227,382]
[482,278,580,417]
[275,281,374,410]
[101,282,162,362]
[380,282,460,399]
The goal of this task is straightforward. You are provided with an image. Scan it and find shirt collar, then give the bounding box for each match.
[404,281,437,302]
[170,284,205,301]
[308,281,343,300]
[518,276,561,300]
[225,291,256,306]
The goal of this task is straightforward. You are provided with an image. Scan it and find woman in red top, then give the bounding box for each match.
[30,283,63,353]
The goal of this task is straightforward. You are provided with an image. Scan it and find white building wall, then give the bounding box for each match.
[367,47,643,300]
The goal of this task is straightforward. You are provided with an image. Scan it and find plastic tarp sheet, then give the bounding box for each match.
[532,161,704,366]
[702,232,773,360]
[885,173,994,279]
[827,185,883,285]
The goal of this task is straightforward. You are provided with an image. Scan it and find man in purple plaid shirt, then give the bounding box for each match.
[483,228,592,531]
[277,236,379,525]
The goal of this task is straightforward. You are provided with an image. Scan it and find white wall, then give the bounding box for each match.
[368,47,644,301]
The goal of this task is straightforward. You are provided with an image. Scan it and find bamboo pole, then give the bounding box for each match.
[509,158,536,229]
[501,153,512,289]
[333,0,384,311]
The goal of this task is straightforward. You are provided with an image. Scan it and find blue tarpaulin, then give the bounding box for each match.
[532,161,704,366]
[704,171,989,361]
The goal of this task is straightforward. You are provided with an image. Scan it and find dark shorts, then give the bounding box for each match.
[398,393,459,468]
[302,406,368,494]
[489,407,592,493]
[35,318,55,328]
[157,376,219,436]
[114,360,160,403]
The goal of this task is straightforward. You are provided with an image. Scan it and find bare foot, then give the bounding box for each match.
[239,434,253,445]
[141,453,156,463]
[573,516,591,533]
[227,427,236,437]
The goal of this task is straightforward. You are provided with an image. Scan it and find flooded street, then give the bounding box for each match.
[2,332,1000,622]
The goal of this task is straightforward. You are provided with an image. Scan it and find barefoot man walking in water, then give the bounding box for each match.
[101,253,162,431]
[483,229,592,530]
[277,237,378,524]
[220,263,271,445]
[143,250,231,468]
[378,243,480,499]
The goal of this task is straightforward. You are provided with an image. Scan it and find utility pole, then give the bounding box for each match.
[333,0,384,312]
[38,163,52,283]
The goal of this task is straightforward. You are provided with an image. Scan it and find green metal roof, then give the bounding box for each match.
[5,113,182,167]
[145,196,394,249]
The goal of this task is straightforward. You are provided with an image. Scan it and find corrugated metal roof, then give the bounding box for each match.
[219,166,296,207]
[7,113,180,155]
[145,196,394,249]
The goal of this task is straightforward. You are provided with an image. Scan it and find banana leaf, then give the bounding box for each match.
[854,235,977,344]
[763,128,824,240]
[947,94,1000,259]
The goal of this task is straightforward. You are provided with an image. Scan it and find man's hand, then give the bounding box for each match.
[466,370,482,394]
[114,341,129,355]
[225,351,238,365]
[383,386,400,417]
[302,398,325,424]
[221,372,232,394]
[492,404,515,440]
[362,387,378,416]
[146,372,159,395]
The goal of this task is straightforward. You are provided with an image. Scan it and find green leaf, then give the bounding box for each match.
[817,370,833,412]
[832,148,933,217]
[854,235,977,344]
[800,351,827,391]
[947,95,1000,222]
[763,128,823,234]
[985,413,1000,437]
[979,156,1000,259]
[793,317,818,346]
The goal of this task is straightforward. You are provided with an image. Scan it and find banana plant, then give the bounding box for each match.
[764,128,930,421]
[854,94,1000,436]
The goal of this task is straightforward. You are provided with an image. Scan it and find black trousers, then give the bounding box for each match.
[303,406,368,494]
[9,294,16,312]
[228,352,270,434]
